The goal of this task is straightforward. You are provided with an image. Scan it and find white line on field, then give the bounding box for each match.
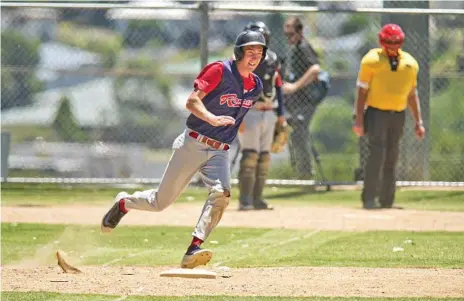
[213,229,321,267]
[102,250,154,267]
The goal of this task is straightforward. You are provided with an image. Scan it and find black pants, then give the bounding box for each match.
[287,108,316,179]
[362,107,405,207]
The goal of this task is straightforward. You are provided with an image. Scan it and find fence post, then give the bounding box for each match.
[199,2,210,69]
[382,0,430,181]
[1,132,11,182]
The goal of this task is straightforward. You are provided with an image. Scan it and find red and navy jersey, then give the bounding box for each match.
[186,59,263,144]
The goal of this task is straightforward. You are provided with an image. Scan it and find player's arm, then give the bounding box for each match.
[186,89,235,127]
[354,87,368,122]
[186,62,235,127]
[352,56,373,136]
[407,88,422,125]
[186,89,217,124]
[293,63,320,91]
[274,71,286,124]
[283,46,320,94]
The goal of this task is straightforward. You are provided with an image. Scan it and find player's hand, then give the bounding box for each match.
[277,116,287,126]
[282,82,297,95]
[209,115,235,127]
[352,120,364,137]
[415,122,425,139]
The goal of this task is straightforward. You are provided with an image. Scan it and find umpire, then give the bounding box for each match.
[353,24,425,210]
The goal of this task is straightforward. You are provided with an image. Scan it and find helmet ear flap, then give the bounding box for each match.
[234,46,244,61]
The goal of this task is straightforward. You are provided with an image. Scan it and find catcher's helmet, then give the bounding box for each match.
[234,30,267,64]
[378,24,404,55]
[244,21,271,45]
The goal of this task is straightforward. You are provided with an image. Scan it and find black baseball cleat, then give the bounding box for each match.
[363,201,381,210]
[101,192,130,233]
[181,245,213,269]
[253,200,274,210]
[238,204,254,211]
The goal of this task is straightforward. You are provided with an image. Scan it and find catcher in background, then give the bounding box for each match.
[237,21,287,211]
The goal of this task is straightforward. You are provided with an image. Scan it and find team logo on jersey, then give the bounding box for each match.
[219,94,253,108]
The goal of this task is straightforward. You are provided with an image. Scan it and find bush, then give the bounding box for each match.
[430,79,464,154]
[112,56,182,147]
[1,30,43,109]
[57,22,122,68]
[269,153,358,182]
[124,20,167,48]
[311,98,357,153]
[340,14,370,35]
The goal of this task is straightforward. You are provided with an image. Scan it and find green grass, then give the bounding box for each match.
[2,292,463,301]
[2,223,463,269]
[2,183,464,211]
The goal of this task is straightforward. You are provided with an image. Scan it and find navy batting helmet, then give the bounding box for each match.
[244,21,271,45]
[234,30,267,64]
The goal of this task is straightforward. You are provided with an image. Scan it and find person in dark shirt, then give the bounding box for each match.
[101,30,266,269]
[282,16,328,179]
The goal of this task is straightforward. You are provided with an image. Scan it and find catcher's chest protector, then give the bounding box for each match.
[253,50,280,101]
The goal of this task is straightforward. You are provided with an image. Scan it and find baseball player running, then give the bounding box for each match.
[237,21,286,211]
[101,30,267,269]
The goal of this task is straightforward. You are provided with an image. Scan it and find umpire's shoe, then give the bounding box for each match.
[101,192,130,233]
[181,246,213,269]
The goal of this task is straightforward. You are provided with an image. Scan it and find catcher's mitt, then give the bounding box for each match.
[271,121,291,153]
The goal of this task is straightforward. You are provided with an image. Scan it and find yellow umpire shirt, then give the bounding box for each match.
[357,48,419,112]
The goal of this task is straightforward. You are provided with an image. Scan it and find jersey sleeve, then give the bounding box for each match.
[357,55,374,89]
[194,62,224,94]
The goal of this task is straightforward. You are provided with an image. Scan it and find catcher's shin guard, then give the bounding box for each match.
[238,150,259,206]
[253,152,271,204]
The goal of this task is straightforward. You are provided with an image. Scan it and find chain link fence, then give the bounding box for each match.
[1,1,463,185]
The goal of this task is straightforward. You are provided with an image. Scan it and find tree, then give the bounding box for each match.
[1,30,43,110]
[53,95,89,142]
[112,56,182,147]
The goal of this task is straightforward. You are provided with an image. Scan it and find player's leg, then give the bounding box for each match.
[101,132,205,232]
[289,115,313,179]
[362,109,388,209]
[253,110,276,209]
[379,111,405,208]
[237,110,261,210]
[181,149,231,268]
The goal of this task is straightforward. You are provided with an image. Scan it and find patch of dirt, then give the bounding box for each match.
[3,204,464,231]
[2,203,464,298]
[2,265,464,298]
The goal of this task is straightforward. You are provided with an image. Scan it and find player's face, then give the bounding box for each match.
[241,45,264,71]
[284,22,299,45]
[382,40,402,56]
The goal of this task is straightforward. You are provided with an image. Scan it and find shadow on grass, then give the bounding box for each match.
[266,187,331,200]
[404,191,464,202]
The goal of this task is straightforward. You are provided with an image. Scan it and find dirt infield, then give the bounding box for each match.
[3,203,464,231]
[3,265,464,298]
[2,203,464,298]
